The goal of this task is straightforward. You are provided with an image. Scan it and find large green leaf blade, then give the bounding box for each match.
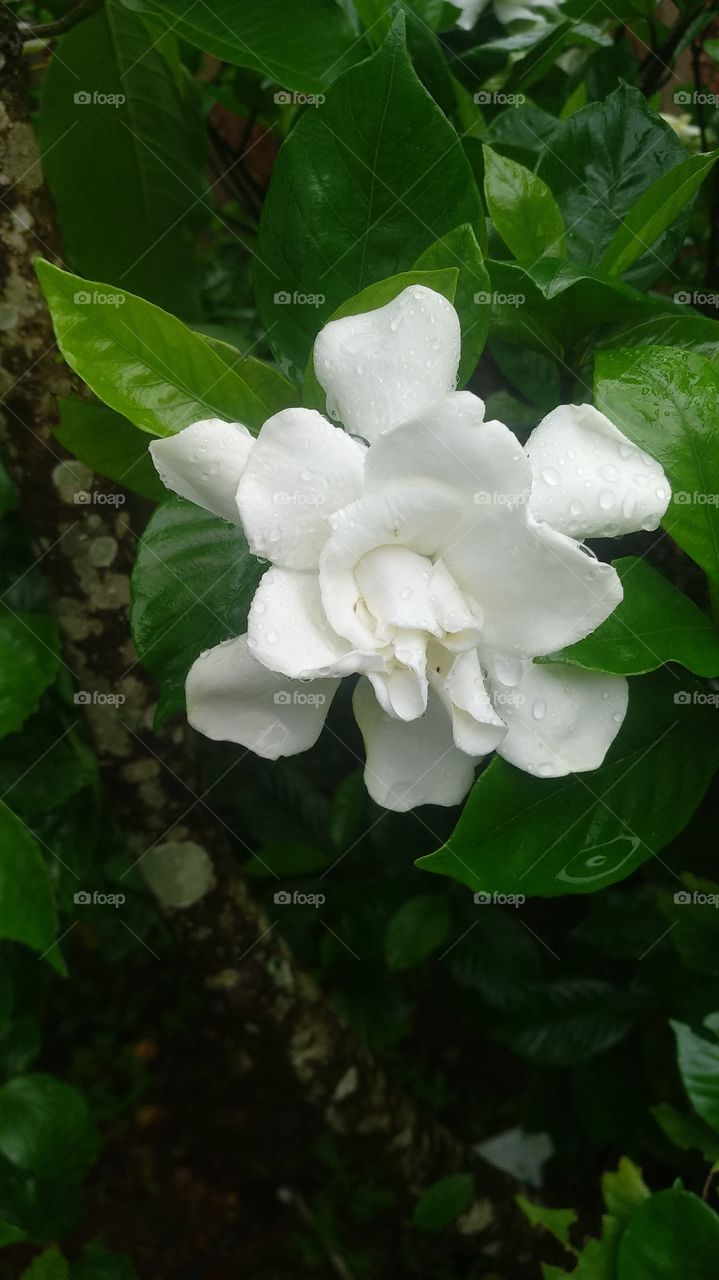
[36,260,295,437]
[38,0,206,316]
[418,672,719,897]
[672,1017,719,1135]
[414,224,491,384]
[595,346,719,581]
[254,17,484,376]
[0,613,60,739]
[483,146,566,261]
[54,401,165,502]
[0,804,59,962]
[601,151,719,280]
[617,1187,719,1280]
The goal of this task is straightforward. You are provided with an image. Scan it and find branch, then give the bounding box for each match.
[0,15,538,1270]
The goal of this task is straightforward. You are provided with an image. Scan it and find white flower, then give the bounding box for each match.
[150,286,671,812]
[660,112,702,147]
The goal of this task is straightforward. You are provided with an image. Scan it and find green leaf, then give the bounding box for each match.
[0,805,59,963]
[302,267,459,410]
[652,1103,719,1162]
[418,671,719,897]
[36,260,295,438]
[483,147,566,261]
[38,0,205,316]
[617,1187,719,1279]
[55,400,166,502]
[517,1195,577,1250]
[130,497,263,726]
[498,981,643,1066]
[385,894,450,970]
[412,1173,474,1231]
[672,1017,719,1135]
[669,876,719,976]
[70,1245,139,1280]
[21,1248,69,1280]
[448,909,540,1007]
[414,224,491,384]
[601,1157,650,1223]
[0,1075,100,1238]
[600,151,719,280]
[542,557,719,676]
[0,613,59,738]
[537,85,686,287]
[254,17,484,376]
[595,346,719,581]
[131,0,364,91]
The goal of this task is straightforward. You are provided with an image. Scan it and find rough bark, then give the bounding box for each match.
[0,18,537,1274]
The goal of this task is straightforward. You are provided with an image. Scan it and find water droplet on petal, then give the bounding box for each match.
[541,467,560,487]
[599,464,619,482]
[599,490,615,510]
[532,699,547,721]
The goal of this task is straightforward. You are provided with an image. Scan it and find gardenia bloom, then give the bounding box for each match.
[455,0,560,30]
[150,286,670,812]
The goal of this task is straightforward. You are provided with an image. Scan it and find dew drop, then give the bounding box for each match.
[266,630,279,644]
[569,499,583,516]
[532,699,547,721]
[599,464,619,482]
[622,493,636,520]
[541,467,560,487]
[599,489,614,511]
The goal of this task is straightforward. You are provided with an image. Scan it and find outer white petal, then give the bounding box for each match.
[444,508,624,659]
[313,285,461,444]
[150,418,253,523]
[429,646,507,756]
[319,480,463,648]
[455,0,490,27]
[365,392,531,509]
[353,678,475,811]
[186,634,338,759]
[489,658,628,776]
[236,407,365,569]
[526,404,671,539]
[247,566,377,679]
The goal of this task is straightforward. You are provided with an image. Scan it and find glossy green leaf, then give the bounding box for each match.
[601,151,719,280]
[36,260,295,438]
[542,557,719,676]
[385,894,450,969]
[669,877,719,977]
[537,85,686,287]
[254,17,484,376]
[483,146,566,260]
[302,267,458,410]
[0,804,59,963]
[55,400,166,503]
[130,498,263,726]
[652,1103,719,1161]
[130,0,364,91]
[418,672,719,897]
[412,1173,474,1231]
[602,1157,650,1223]
[0,613,59,739]
[38,0,205,316]
[672,1016,719,1135]
[617,1187,719,1279]
[448,909,540,1006]
[498,981,643,1066]
[595,346,719,581]
[414,225,491,384]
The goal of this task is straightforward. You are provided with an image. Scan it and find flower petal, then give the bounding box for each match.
[526,404,671,539]
[429,645,507,756]
[236,407,365,569]
[369,629,428,721]
[319,480,462,648]
[313,285,461,444]
[489,657,628,776]
[149,418,253,523]
[185,633,338,759]
[247,566,375,678]
[353,677,475,811]
[444,508,624,659]
[355,546,439,635]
